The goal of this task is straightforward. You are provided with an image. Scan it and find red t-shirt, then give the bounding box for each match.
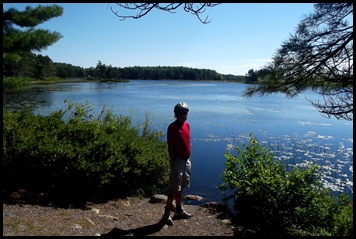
[167,120,190,159]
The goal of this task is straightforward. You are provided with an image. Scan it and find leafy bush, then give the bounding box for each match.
[3,100,169,199]
[219,133,353,236]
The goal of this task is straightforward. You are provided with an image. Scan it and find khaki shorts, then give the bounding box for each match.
[168,158,191,192]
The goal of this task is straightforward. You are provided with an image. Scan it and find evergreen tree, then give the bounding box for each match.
[3,4,63,77]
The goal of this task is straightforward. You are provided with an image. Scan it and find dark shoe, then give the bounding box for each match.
[160,212,174,226]
[174,210,192,219]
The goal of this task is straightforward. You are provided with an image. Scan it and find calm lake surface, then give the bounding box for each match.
[3,80,353,203]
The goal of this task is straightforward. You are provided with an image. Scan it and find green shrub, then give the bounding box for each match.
[3,100,169,198]
[218,133,353,236]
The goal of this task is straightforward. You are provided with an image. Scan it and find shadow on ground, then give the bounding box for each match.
[100,215,201,236]
[101,222,165,236]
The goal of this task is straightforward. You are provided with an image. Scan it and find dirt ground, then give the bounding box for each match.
[3,196,237,236]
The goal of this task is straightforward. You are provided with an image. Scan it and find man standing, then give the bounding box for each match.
[161,102,192,225]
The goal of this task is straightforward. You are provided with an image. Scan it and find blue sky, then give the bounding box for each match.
[3,3,316,76]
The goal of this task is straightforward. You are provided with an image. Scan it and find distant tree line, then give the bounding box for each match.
[5,54,254,82]
[84,61,248,82]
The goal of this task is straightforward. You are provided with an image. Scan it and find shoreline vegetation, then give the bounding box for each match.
[3,76,129,91]
[3,64,252,91]
[2,75,246,91]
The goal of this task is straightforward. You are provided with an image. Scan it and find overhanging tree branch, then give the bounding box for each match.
[110,3,221,24]
[244,3,353,121]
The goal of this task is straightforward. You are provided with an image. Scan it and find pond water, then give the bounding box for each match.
[3,80,353,203]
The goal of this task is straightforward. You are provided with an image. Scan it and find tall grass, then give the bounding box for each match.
[3,76,33,90]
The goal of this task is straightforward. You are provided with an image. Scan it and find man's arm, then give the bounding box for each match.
[168,143,176,161]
